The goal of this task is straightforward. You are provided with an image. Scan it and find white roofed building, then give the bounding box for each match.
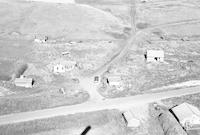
[145,50,164,62]
[171,102,200,130]
[122,110,140,128]
[105,75,124,91]
[14,75,33,88]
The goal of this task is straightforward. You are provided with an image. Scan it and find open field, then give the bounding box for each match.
[0,0,131,114]
[0,104,165,135]
[1,0,200,134]
[0,89,89,115]
[0,109,127,135]
[0,59,14,81]
[0,1,126,40]
[98,0,200,98]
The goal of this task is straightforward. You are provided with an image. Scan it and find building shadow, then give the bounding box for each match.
[80,126,91,135]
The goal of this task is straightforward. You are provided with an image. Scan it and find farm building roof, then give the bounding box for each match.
[146,50,164,57]
[172,102,200,125]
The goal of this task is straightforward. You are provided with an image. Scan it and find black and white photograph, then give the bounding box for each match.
[0,0,200,134]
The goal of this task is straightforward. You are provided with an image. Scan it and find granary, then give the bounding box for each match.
[145,50,164,62]
[171,102,200,130]
[14,75,33,88]
[122,110,140,128]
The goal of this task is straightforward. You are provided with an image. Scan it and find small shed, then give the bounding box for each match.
[171,102,200,130]
[106,75,122,86]
[34,35,48,43]
[94,76,100,83]
[122,110,140,128]
[14,76,33,88]
[106,75,124,91]
[145,50,164,62]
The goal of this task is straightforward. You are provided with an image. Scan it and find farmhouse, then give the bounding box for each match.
[145,50,164,62]
[14,75,33,88]
[171,102,200,130]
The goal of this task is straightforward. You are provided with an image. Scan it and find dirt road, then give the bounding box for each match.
[79,76,104,101]
[0,86,200,125]
[78,17,200,100]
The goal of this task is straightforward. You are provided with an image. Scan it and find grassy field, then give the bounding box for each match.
[0,0,129,114]
[0,104,166,135]
[0,109,127,135]
[98,0,200,98]
[0,1,126,40]
[0,86,89,115]
[0,59,14,81]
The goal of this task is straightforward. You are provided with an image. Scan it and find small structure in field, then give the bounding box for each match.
[94,76,100,83]
[122,110,140,128]
[171,102,200,130]
[59,88,66,95]
[14,75,33,88]
[34,35,48,43]
[145,50,164,62]
[106,75,123,90]
[106,75,121,85]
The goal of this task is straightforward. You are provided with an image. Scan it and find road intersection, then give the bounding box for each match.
[0,86,200,125]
